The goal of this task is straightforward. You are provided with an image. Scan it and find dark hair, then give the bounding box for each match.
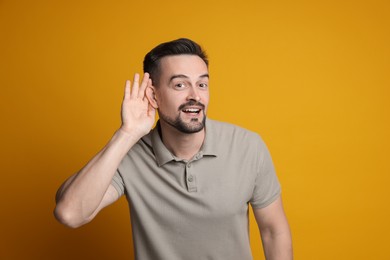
[143,38,208,85]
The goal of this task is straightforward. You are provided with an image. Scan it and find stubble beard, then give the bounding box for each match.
[159,111,206,134]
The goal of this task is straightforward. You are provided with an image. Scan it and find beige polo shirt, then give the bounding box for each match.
[111,118,281,260]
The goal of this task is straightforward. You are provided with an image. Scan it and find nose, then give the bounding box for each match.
[187,86,200,102]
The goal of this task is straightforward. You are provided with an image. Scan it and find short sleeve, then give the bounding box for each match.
[249,137,281,209]
[111,170,125,197]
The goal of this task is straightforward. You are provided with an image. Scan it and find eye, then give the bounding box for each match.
[199,83,208,89]
[175,83,186,89]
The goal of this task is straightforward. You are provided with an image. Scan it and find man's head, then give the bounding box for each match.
[143,38,208,86]
[144,38,209,134]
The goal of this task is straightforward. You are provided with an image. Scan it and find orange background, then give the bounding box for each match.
[1,0,389,259]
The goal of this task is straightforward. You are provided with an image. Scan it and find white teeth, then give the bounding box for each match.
[183,108,200,113]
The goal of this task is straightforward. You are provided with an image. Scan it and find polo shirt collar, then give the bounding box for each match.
[201,118,218,157]
[151,118,218,167]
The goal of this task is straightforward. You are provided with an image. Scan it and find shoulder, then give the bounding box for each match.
[207,118,262,144]
[205,118,269,158]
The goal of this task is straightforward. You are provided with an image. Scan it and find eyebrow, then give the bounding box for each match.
[169,73,209,83]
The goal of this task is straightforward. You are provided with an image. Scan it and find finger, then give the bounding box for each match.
[143,79,152,102]
[141,78,152,101]
[130,73,140,98]
[138,72,150,98]
[124,80,131,100]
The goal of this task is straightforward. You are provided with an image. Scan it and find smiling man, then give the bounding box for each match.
[54,38,293,260]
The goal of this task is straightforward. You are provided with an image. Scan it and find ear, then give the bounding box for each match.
[145,86,158,109]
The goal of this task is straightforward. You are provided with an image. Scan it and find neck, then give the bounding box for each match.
[159,121,205,161]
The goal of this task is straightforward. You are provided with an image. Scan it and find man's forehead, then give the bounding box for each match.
[159,55,208,75]
[168,73,209,83]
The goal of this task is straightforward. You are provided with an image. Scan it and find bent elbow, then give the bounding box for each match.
[53,204,87,229]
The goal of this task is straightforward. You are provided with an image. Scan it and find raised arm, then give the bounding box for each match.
[254,196,293,260]
[54,73,155,228]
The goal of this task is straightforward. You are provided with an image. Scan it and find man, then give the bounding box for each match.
[54,38,292,260]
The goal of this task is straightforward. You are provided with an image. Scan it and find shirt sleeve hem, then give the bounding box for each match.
[111,173,125,197]
[250,189,281,209]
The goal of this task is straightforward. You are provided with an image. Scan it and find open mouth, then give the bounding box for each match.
[182,108,201,115]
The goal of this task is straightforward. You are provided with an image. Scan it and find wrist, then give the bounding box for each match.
[119,123,151,138]
[117,126,145,143]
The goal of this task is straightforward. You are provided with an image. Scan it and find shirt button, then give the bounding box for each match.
[187,163,191,168]
[187,176,194,182]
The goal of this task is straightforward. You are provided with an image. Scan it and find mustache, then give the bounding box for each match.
[178,100,205,111]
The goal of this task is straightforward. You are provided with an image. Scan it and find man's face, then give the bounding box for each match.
[153,55,209,134]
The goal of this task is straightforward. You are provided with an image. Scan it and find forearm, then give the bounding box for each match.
[54,128,140,227]
[261,227,293,260]
[254,197,293,260]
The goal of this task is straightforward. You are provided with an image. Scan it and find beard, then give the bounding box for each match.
[158,102,206,134]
